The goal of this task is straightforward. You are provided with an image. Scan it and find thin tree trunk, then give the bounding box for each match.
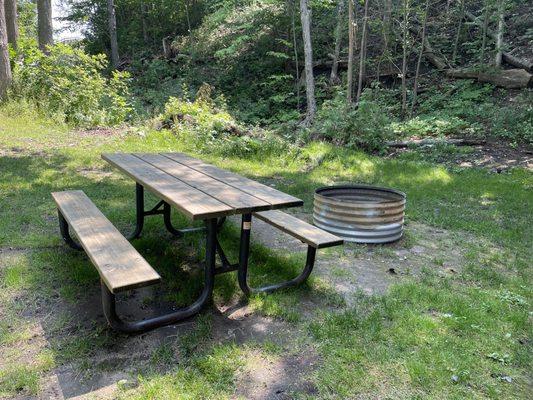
[451,0,465,65]
[290,0,301,110]
[347,0,357,103]
[356,0,369,104]
[107,0,119,68]
[141,1,149,44]
[401,0,409,117]
[411,0,429,116]
[378,0,392,80]
[300,0,316,125]
[465,10,532,70]
[37,0,53,52]
[495,0,505,67]
[0,0,12,99]
[184,0,192,35]
[480,2,490,64]
[330,0,345,85]
[4,0,18,50]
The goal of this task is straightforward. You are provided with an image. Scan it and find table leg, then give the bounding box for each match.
[237,213,317,295]
[101,218,218,333]
[130,183,206,239]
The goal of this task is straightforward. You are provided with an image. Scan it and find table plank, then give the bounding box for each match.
[163,152,303,208]
[134,153,271,213]
[52,190,161,293]
[102,153,233,220]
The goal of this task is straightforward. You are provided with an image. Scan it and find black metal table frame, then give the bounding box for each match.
[59,183,316,333]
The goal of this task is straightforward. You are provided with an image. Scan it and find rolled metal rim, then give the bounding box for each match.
[313,185,406,244]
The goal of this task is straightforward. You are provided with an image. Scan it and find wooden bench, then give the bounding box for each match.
[52,190,221,334]
[254,210,344,249]
[52,190,161,294]
[236,210,343,294]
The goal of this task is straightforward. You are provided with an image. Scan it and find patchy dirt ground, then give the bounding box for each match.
[388,140,533,171]
[0,213,496,400]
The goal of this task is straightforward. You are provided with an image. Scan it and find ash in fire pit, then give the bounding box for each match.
[313,185,406,244]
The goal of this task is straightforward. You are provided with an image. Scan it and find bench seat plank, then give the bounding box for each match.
[135,153,271,213]
[254,210,343,249]
[52,190,161,293]
[102,153,233,220]
[163,152,303,209]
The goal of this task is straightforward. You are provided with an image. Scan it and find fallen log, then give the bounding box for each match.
[416,33,533,89]
[446,68,532,89]
[465,11,533,71]
[386,138,486,148]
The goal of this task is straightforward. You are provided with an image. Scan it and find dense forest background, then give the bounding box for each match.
[1,0,532,153]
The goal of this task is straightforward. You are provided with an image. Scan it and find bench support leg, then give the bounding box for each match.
[57,210,83,251]
[101,218,218,334]
[236,214,317,295]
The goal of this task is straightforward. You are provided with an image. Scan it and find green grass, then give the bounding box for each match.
[0,110,531,398]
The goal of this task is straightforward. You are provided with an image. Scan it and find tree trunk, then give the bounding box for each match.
[4,0,17,50]
[330,0,345,85]
[37,0,53,52]
[107,0,120,68]
[446,68,532,89]
[347,0,357,103]
[0,0,12,99]
[378,0,393,79]
[465,10,532,71]
[451,0,464,65]
[141,1,149,44]
[411,0,429,116]
[290,0,301,109]
[479,2,490,63]
[495,0,505,67]
[300,0,316,125]
[401,0,409,117]
[356,0,369,104]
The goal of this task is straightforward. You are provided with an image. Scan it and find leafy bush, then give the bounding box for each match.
[488,91,533,145]
[158,91,291,158]
[10,43,132,127]
[391,115,473,138]
[311,89,393,152]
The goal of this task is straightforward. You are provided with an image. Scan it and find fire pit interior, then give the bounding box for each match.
[313,185,406,244]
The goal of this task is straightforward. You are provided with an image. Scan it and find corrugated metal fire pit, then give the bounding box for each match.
[313,185,406,244]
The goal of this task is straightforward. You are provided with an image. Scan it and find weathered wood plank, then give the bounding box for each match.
[102,153,233,220]
[163,152,303,209]
[52,190,161,293]
[254,210,343,249]
[134,153,271,213]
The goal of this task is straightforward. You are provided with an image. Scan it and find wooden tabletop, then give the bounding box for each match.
[102,152,303,220]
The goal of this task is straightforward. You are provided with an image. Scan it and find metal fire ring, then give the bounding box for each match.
[313,185,406,244]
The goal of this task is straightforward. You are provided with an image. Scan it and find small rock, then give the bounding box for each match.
[451,375,459,383]
[500,376,512,383]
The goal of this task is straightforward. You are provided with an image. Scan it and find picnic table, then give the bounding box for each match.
[52,153,342,333]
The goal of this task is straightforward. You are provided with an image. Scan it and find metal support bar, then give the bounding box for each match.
[237,213,317,295]
[58,210,83,250]
[101,218,218,333]
[130,183,207,239]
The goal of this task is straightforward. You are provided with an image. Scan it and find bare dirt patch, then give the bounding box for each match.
[388,140,532,171]
[247,213,479,303]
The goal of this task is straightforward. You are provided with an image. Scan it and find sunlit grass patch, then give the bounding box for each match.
[309,278,532,398]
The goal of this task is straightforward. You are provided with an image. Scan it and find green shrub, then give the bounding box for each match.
[158,93,291,158]
[488,91,533,145]
[311,89,393,152]
[10,43,132,127]
[391,115,474,138]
